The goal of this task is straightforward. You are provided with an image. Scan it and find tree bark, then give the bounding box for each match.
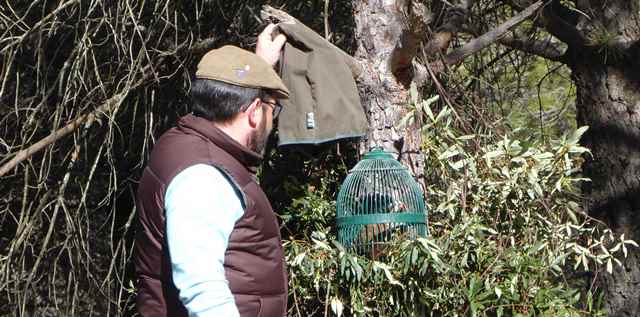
[353,0,425,185]
[573,61,640,317]
[568,2,640,315]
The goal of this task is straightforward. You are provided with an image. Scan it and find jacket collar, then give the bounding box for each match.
[177,114,262,173]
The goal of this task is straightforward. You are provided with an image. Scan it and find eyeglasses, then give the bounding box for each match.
[261,99,283,119]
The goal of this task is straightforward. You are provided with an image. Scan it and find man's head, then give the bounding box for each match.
[190,45,289,154]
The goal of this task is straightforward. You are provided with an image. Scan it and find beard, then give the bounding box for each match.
[248,117,270,155]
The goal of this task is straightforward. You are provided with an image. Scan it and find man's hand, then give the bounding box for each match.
[256,24,286,67]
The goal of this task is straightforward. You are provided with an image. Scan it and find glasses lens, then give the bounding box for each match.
[264,100,282,118]
[273,103,282,118]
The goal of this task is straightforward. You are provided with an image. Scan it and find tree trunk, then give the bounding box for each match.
[571,49,640,317]
[564,1,640,315]
[353,0,425,185]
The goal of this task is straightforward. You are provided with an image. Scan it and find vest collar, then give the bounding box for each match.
[177,114,263,173]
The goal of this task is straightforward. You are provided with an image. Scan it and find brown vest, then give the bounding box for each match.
[134,114,287,317]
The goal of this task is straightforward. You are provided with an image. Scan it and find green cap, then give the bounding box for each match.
[196,45,290,99]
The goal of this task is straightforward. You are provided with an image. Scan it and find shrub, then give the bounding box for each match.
[282,99,636,316]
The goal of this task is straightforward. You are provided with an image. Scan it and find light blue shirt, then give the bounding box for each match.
[165,164,244,317]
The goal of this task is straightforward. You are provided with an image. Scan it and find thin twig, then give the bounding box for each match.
[324,0,330,40]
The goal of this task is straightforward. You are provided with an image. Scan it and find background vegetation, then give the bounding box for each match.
[280,101,635,316]
[0,0,635,316]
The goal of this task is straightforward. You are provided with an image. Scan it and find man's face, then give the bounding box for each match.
[248,96,276,155]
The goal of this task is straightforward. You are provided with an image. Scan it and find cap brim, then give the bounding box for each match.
[273,89,289,99]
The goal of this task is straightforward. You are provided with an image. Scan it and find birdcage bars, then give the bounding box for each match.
[336,148,427,257]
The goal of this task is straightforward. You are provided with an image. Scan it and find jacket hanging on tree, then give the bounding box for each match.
[276,22,368,146]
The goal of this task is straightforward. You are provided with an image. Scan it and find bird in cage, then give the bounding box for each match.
[351,192,411,259]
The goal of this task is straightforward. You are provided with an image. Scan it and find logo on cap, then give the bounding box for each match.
[234,65,251,79]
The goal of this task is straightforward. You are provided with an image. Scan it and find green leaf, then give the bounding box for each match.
[411,247,419,265]
[434,106,450,123]
[483,150,504,160]
[568,126,589,144]
[373,261,404,287]
[438,147,460,160]
[292,252,306,266]
[409,81,419,105]
[423,98,436,122]
[495,286,502,298]
[397,109,415,129]
[449,159,465,170]
[331,297,344,317]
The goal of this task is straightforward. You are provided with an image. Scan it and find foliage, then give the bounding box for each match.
[281,99,635,316]
[501,58,575,139]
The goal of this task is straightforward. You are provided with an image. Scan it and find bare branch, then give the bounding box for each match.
[260,5,296,24]
[441,0,545,65]
[323,0,330,39]
[499,34,566,61]
[0,73,150,177]
[413,0,545,84]
[191,37,218,56]
[541,0,587,47]
[0,95,122,177]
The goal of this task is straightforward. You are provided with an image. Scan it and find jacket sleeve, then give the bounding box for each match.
[165,164,244,317]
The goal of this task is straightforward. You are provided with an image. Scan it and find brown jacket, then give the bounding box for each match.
[135,114,287,316]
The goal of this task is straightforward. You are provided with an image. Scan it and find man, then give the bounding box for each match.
[135,25,289,316]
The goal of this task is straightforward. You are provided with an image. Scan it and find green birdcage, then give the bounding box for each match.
[336,148,428,257]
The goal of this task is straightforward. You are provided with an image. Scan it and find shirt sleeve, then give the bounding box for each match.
[165,164,244,317]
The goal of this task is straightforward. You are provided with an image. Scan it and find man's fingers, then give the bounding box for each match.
[272,33,287,49]
[260,24,277,40]
[255,23,286,66]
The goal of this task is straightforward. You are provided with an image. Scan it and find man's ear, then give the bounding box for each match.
[245,98,262,128]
